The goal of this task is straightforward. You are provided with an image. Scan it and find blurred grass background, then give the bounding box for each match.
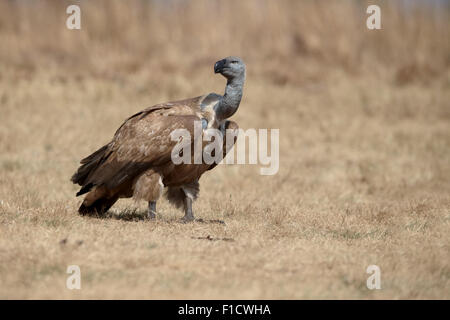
[0,0,448,86]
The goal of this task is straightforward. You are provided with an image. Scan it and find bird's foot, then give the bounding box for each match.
[181,215,195,223]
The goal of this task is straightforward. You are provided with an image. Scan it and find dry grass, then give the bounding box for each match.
[0,0,449,299]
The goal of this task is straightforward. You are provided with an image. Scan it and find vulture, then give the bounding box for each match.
[71,56,245,222]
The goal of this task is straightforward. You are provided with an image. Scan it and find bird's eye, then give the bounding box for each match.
[230,60,238,64]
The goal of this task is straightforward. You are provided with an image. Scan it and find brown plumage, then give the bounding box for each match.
[71,56,245,221]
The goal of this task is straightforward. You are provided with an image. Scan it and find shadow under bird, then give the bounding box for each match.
[71,56,246,222]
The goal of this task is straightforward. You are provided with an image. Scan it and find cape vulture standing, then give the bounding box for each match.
[71,56,245,222]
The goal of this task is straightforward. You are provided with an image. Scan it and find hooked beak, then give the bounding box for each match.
[214,59,226,73]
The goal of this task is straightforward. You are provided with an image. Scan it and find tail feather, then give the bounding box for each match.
[78,196,118,216]
[71,144,110,195]
[76,183,94,197]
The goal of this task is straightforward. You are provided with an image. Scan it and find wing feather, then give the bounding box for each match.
[83,114,200,190]
[73,94,222,194]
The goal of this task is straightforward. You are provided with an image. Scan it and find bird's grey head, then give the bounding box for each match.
[214,56,246,81]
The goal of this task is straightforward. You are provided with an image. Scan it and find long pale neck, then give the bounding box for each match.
[214,76,244,121]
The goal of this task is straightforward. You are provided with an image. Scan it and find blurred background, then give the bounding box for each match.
[0,0,449,299]
[1,0,448,86]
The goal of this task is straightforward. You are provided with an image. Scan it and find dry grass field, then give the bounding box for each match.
[0,0,449,299]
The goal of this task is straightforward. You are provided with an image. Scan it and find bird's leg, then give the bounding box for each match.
[147,201,157,219]
[182,196,195,222]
